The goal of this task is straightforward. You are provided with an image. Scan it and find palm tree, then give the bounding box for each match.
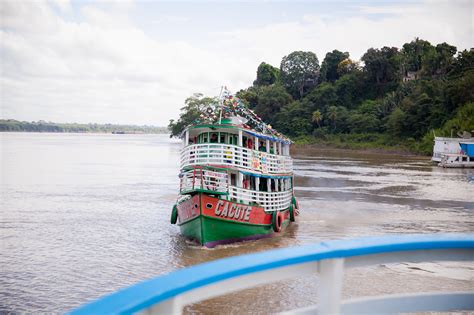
[327,106,337,130]
[312,110,322,128]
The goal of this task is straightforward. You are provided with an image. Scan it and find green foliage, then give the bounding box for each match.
[170,38,471,155]
[441,102,474,135]
[302,82,337,113]
[254,84,293,125]
[361,46,400,95]
[254,62,280,86]
[400,38,434,73]
[275,101,312,136]
[312,110,322,128]
[386,107,406,139]
[236,86,261,109]
[280,51,320,99]
[320,50,349,82]
[168,93,217,137]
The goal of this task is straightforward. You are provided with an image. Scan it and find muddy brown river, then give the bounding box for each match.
[1,133,473,313]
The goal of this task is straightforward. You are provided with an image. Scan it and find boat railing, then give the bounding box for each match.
[180,168,228,194]
[71,234,474,315]
[227,185,292,212]
[180,143,293,175]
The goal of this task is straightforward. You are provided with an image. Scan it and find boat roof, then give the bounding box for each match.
[434,137,474,142]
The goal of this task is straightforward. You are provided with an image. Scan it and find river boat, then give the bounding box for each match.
[432,136,474,162]
[438,142,474,168]
[170,89,299,247]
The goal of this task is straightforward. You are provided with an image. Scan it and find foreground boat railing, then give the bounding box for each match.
[70,234,474,315]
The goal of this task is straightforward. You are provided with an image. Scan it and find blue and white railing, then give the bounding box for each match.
[71,234,474,314]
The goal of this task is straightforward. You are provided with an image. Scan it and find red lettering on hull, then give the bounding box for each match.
[177,195,200,224]
[201,194,272,225]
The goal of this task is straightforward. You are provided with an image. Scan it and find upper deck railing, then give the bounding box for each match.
[180,143,293,175]
[71,234,474,315]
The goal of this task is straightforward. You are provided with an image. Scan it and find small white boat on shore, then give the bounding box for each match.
[433,135,474,168]
[439,153,474,168]
[432,136,473,162]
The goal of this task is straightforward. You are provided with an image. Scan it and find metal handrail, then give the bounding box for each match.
[180,143,293,175]
[70,234,474,315]
[180,168,228,194]
[228,185,292,212]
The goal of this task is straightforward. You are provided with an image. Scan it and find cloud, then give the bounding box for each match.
[0,0,472,125]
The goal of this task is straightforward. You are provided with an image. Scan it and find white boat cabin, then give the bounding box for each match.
[179,124,294,212]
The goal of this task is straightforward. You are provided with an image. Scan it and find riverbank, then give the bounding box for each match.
[0,119,167,134]
[292,133,432,156]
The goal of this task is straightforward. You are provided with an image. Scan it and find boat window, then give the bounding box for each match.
[230,173,236,186]
[243,175,250,189]
[250,177,256,190]
[220,133,226,144]
[210,133,218,143]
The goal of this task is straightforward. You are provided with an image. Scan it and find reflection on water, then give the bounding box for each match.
[0,134,473,313]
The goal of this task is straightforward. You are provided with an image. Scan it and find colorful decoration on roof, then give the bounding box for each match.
[193,87,290,142]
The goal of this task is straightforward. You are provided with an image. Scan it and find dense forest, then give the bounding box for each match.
[169,38,474,154]
[0,119,167,134]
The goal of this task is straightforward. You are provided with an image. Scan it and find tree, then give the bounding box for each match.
[254,62,280,86]
[302,82,337,112]
[337,58,360,76]
[275,101,312,136]
[254,85,293,125]
[168,93,216,137]
[327,106,338,130]
[361,46,400,95]
[441,102,474,135]
[312,110,322,128]
[401,38,432,71]
[236,86,261,109]
[280,51,320,99]
[334,70,369,109]
[385,107,406,138]
[448,49,474,78]
[320,50,350,82]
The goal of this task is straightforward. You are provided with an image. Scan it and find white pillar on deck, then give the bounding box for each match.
[278,142,282,155]
[273,142,277,155]
[266,139,270,153]
[255,177,260,191]
[238,130,243,146]
[238,172,243,188]
[184,130,189,146]
[254,136,258,150]
[266,177,271,192]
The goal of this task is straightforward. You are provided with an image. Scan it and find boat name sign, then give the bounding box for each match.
[215,200,252,221]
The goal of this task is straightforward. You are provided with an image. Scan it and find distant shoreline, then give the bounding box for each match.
[0,119,168,134]
[0,131,169,134]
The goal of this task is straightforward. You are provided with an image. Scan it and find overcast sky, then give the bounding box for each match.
[0,0,472,126]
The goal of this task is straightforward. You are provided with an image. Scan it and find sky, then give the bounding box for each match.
[0,0,472,126]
